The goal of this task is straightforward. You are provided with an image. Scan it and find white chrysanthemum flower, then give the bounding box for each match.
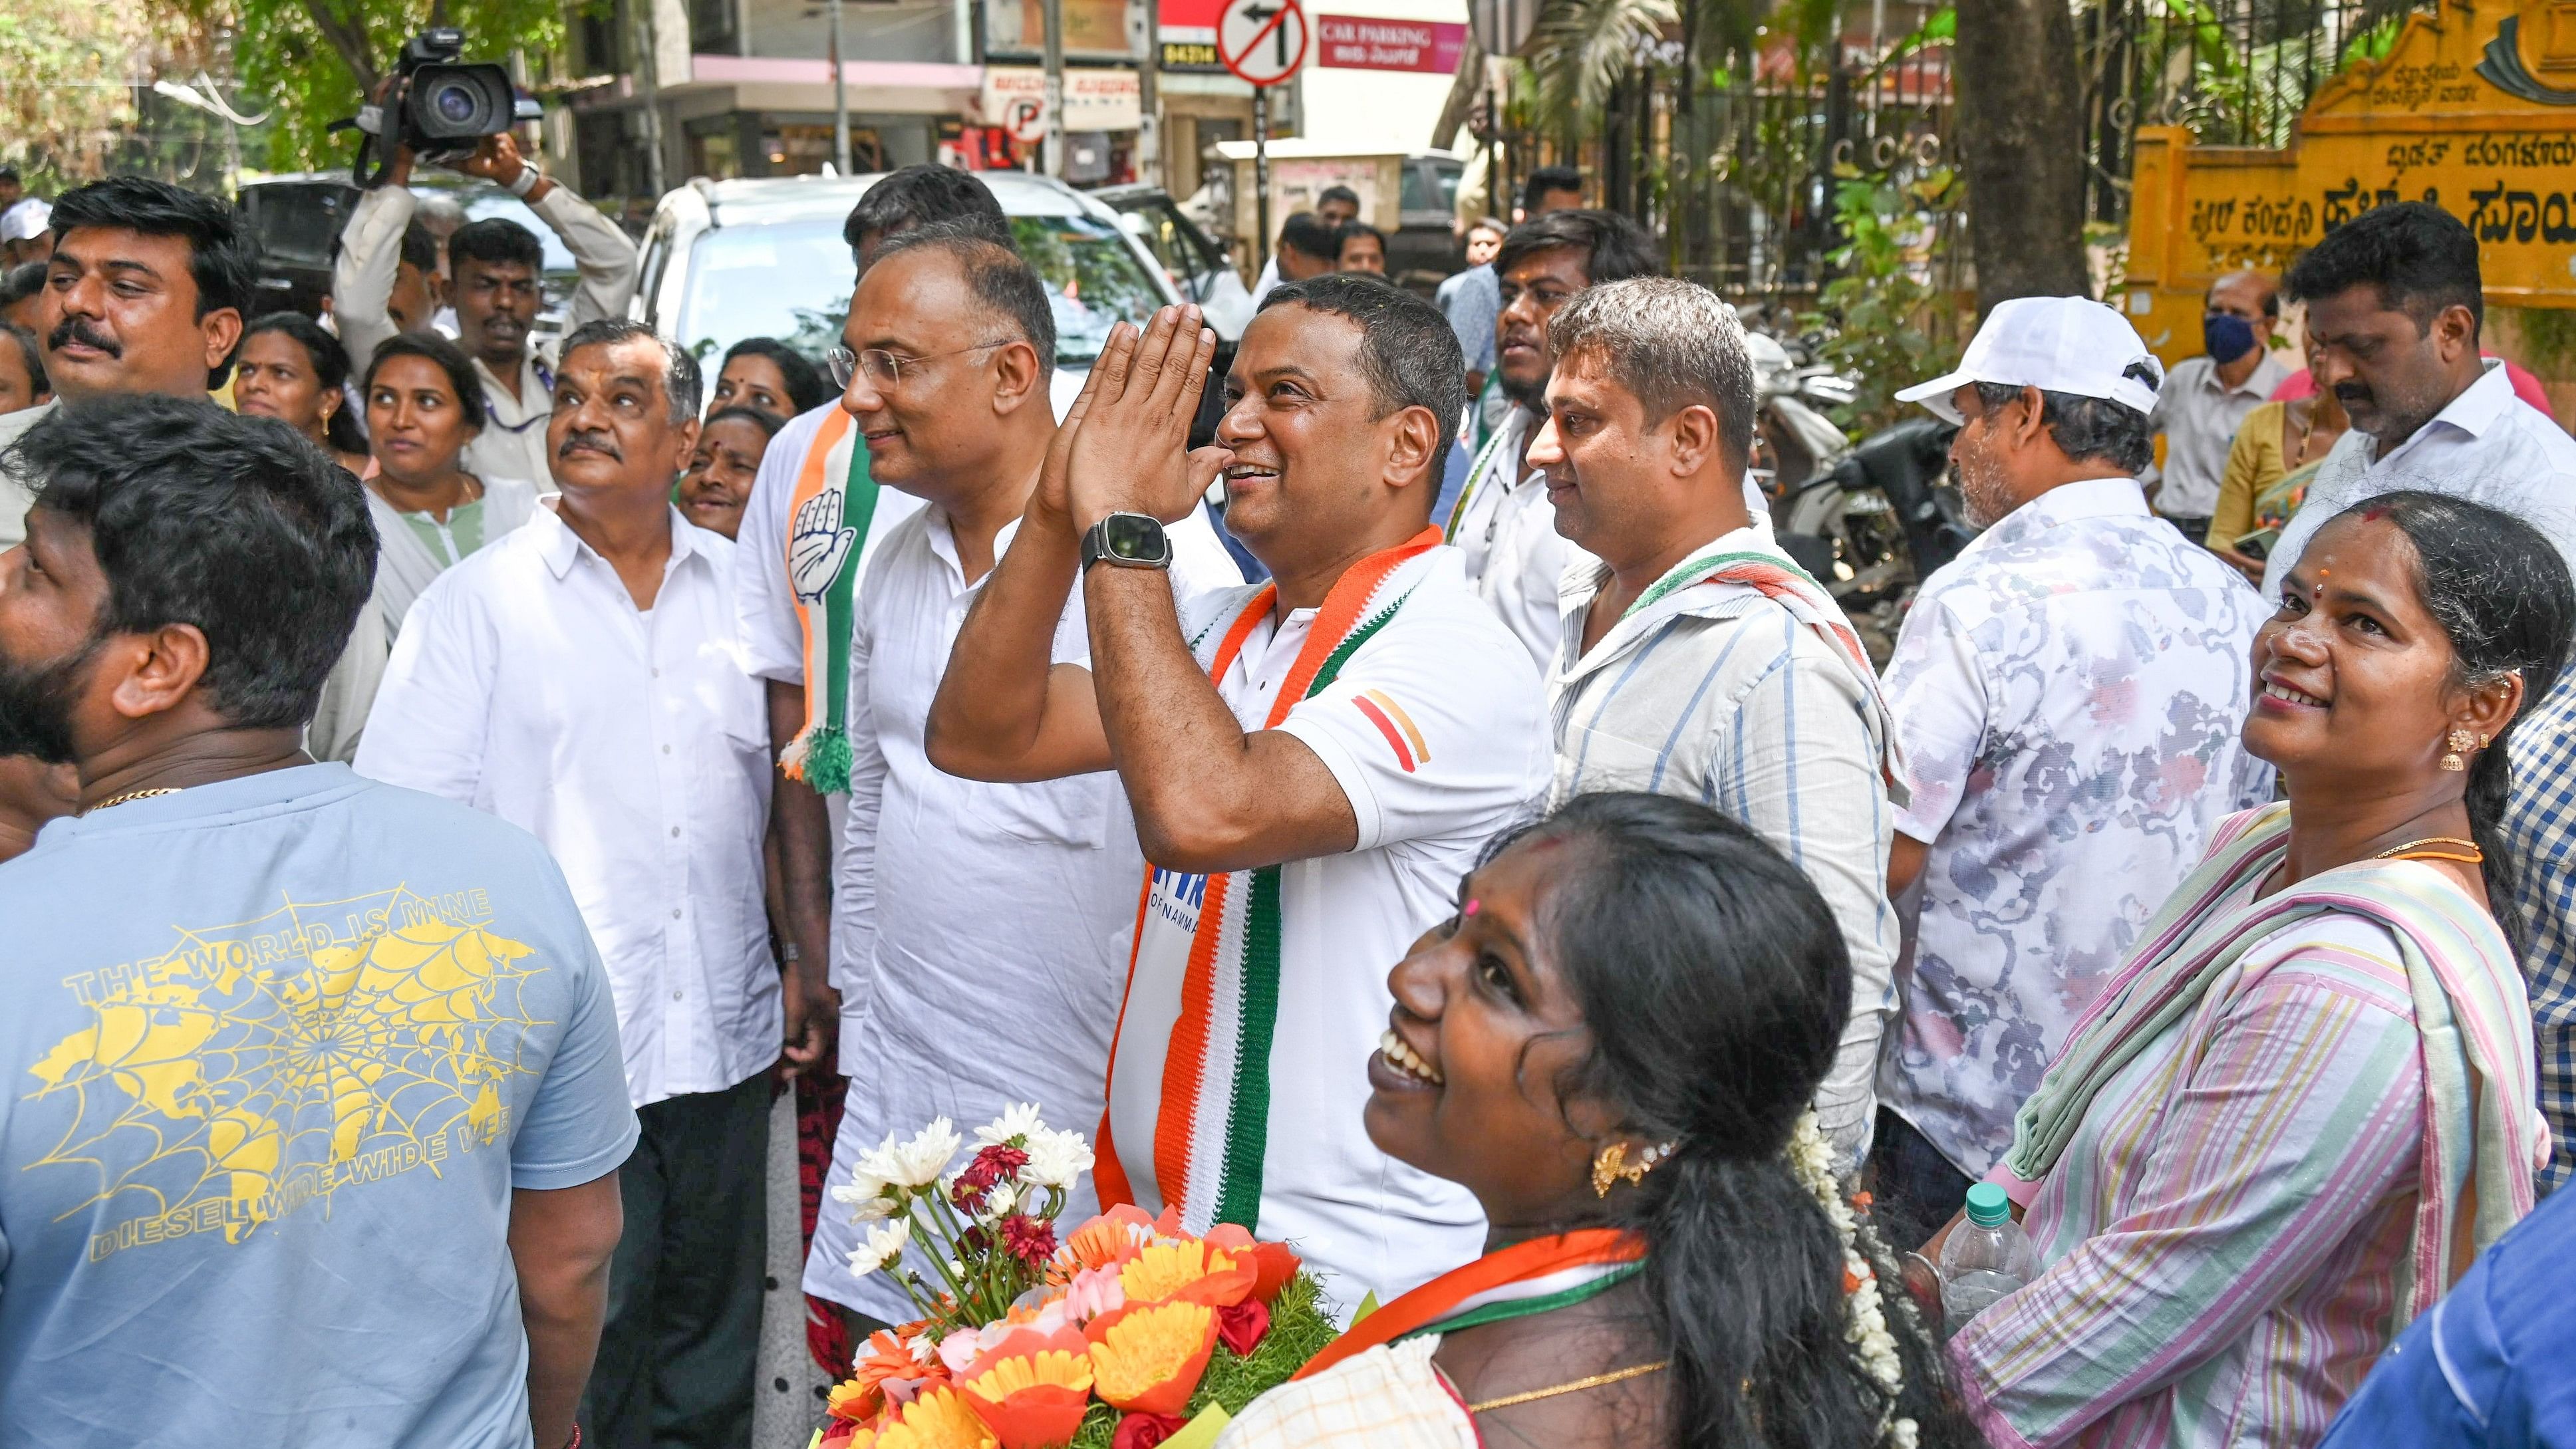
[906,1331,938,1365]
[974,1103,1046,1147]
[983,1182,1018,1219]
[889,1119,961,1188]
[845,1218,910,1277]
[1020,1127,1095,1188]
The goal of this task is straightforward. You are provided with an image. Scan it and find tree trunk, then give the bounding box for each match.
[1431,33,1486,151]
[302,0,382,96]
[1951,0,2089,309]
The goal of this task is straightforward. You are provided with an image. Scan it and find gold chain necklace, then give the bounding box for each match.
[1467,1359,1671,1413]
[2374,835,2484,864]
[86,787,184,814]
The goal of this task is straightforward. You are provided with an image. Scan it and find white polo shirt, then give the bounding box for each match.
[1104,543,1551,1318]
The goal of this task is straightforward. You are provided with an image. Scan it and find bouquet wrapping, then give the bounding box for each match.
[811,1107,1333,1449]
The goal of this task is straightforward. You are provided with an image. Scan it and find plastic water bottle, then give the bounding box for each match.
[1939,1182,2040,1331]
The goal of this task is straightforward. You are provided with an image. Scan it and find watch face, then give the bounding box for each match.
[1102,513,1167,562]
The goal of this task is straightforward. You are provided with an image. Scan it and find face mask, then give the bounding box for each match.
[2202,313,2259,365]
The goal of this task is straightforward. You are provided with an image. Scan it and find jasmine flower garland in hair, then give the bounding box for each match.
[1787,1112,1920,1449]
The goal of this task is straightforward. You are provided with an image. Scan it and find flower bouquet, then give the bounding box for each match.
[812,1106,1336,1449]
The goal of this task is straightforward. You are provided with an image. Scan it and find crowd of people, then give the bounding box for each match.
[0,138,2572,1449]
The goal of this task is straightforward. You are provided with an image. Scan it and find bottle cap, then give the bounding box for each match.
[1964,1180,2011,1228]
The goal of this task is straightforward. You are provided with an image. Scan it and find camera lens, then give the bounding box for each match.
[432,82,478,125]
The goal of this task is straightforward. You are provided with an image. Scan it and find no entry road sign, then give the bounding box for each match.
[1218,0,1310,86]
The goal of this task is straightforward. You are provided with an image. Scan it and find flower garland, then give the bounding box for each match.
[1785,1113,1920,1449]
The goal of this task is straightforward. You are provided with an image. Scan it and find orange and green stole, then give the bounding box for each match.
[1292,1229,1649,1379]
[1095,527,1443,1233]
[778,408,881,793]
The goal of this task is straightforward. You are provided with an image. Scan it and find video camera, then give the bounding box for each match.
[338,29,540,187]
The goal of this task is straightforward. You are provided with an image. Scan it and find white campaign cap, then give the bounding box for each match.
[1894,295,2164,425]
[0,199,51,245]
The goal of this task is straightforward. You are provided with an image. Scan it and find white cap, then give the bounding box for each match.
[0,199,50,245]
[1894,295,2164,425]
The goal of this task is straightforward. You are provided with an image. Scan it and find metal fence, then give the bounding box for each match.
[1533,0,2436,299]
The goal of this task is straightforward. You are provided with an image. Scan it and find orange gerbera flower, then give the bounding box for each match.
[1057,1215,1147,1277]
[1117,1238,1254,1310]
[833,1328,944,1423]
[1085,1300,1218,1417]
[874,1386,999,1449]
[959,1344,1095,1449]
[1201,1226,1301,1305]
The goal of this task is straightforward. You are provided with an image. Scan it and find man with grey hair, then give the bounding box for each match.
[357,318,785,1445]
[797,225,1241,1334]
[1528,276,1902,1167]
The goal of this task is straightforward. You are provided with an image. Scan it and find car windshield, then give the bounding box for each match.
[671,213,1167,369]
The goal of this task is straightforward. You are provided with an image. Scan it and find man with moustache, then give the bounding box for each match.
[1869,297,2273,1250]
[2257,204,2576,1194]
[357,321,779,1448]
[793,225,1238,1335]
[335,132,639,485]
[1442,210,1662,668]
[1528,277,1900,1168]
[927,279,1550,1315]
[0,176,392,761]
[0,396,633,1449]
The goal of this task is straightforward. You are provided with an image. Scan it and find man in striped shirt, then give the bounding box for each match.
[1530,277,1902,1165]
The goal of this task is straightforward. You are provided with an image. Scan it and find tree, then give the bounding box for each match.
[148,0,566,172]
[1951,0,2089,307]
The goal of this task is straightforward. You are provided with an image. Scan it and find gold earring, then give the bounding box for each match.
[1591,1139,1675,1197]
[2442,727,2476,772]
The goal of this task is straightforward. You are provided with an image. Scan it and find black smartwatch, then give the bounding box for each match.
[1081,512,1174,572]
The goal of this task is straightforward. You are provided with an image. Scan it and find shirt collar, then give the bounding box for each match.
[533,497,695,581]
[36,762,365,849]
[1968,475,2150,554]
[2418,358,2516,442]
[2203,351,2289,399]
[925,508,1024,586]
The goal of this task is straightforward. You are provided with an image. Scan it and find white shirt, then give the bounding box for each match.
[1107,547,1552,1317]
[1449,408,1600,671]
[1878,477,2273,1178]
[354,503,779,1109]
[2148,350,2291,518]
[2266,358,2576,587]
[1548,531,1898,1163]
[801,499,1240,1322]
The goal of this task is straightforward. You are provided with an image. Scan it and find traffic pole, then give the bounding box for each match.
[1254,86,1272,273]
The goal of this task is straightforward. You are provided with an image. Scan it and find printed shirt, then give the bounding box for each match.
[1880,477,2273,1179]
[801,501,1240,1323]
[2501,669,2576,1196]
[1548,529,1900,1160]
[2147,351,2291,519]
[355,503,778,1109]
[1103,545,1552,1318]
[2318,1178,2576,1448]
[0,765,637,1448]
[732,401,932,690]
[1950,886,2440,1449]
[2265,359,2576,588]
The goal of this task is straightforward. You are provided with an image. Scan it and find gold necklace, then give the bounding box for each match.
[86,787,184,814]
[1468,1359,1670,1413]
[2373,835,2484,864]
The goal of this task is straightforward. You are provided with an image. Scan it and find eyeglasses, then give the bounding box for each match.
[827,341,1012,391]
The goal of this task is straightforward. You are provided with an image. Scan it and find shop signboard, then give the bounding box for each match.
[982,66,1143,132]
[2127,0,2576,366]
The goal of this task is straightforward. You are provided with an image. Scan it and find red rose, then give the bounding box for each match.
[1111,1410,1187,1449]
[1215,1298,1270,1356]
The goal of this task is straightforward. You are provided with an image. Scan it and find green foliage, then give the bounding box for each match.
[1066,1273,1342,1449]
[148,0,566,173]
[1526,0,1679,130]
[0,7,146,180]
[1802,164,1966,436]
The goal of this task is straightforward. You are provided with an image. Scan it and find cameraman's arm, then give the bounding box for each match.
[464,132,641,327]
[333,152,418,378]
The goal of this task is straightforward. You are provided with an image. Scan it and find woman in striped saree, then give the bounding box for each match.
[1946,491,2575,1448]
[1219,793,1972,1449]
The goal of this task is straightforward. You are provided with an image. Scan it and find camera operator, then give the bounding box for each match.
[334,126,637,487]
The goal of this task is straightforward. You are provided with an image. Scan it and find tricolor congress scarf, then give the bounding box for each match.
[1619,542,1906,801]
[1095,527,1445,1230]
[1997,803,2542,1323]
[1292,1228,1648,1381]
[778,408,881,795]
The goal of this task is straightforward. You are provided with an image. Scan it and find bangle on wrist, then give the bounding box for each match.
[506,165,541,198]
